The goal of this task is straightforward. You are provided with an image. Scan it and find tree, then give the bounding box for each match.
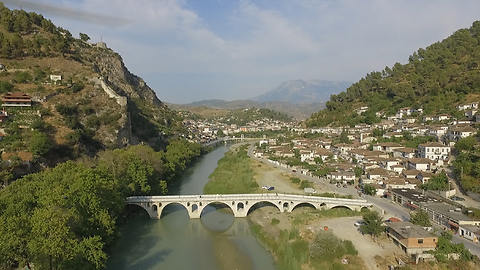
[340,128,350,143]
[362,184,377,196]
[28,131,51,160]
[410,209,431,227]
[354,167,363,178]
[420,173,449,191]
[79,32,90,42]
[455,136,477,152]
[309,230,357,263]
[360,210,384,237]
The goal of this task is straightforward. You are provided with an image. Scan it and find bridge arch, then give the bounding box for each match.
[246,200,282,216]
[291,202,317,212]
[124,202,152,217]
[199,201,235,218]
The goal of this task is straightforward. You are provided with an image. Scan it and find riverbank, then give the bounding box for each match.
[241,143,480,270]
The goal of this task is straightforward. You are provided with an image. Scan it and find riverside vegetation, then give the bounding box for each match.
[203,144,366,269]
[0,141,203,270]
[0,5,205,269]
[204,145,480,269]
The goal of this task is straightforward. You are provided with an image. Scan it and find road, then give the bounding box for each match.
[247,144,480,257]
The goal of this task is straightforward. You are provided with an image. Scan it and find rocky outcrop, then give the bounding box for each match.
[87,47,162,106]
[80,45,169,149]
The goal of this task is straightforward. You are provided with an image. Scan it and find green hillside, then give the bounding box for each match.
[0,3,186,166]
[306,21,480,127]
[0,5,206,269]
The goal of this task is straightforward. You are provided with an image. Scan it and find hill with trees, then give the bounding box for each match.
[0,3,188,166]
[0,5,206,269]
[306,21,480,127]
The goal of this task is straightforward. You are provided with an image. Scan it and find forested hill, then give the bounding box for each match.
[0,4,187,164]
[0,5,207,270]
[306,21,480,127]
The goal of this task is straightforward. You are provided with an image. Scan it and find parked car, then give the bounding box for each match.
[267,186,275,191]
[343,184,347,188]
[354,220,365,227]
[450,196,465,201]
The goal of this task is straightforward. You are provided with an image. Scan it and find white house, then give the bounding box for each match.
[372,142,404,153]
[393,147,416,159]
[380,158,400,171]
[457,103,478,111]
[418,142,450,161]
[447,126,476,141]
[407,158,431,171]
[49,74,62,83]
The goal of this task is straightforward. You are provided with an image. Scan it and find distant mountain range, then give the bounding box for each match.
[177,80,352,120]
[249,79,353,103]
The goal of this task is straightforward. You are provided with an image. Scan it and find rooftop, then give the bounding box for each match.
[388,221,434,239]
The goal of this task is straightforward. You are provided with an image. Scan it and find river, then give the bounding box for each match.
[106,145,276,270]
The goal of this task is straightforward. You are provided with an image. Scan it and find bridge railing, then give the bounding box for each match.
[126,193,370,206]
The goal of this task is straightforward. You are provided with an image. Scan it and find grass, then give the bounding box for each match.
[249,207,364,270]
[203,145,258,194]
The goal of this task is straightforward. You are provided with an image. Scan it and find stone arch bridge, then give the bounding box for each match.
[125,193,372,219]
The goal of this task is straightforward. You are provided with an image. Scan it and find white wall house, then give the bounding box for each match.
[447,126,476,141]
[407,158,430,171]
[418,142,450,161]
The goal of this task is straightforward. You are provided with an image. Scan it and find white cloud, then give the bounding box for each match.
[12,0,480,103]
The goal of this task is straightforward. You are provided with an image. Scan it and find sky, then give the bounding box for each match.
[4,0,480,104]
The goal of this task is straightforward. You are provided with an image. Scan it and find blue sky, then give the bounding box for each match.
[4,0,480,104]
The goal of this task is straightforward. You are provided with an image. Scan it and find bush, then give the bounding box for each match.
[271,218,280,225]
[309,230,357,263]
[300,180,313,189]
[291,177,301,184]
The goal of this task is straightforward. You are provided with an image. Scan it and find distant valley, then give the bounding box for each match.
[170,79,352,120]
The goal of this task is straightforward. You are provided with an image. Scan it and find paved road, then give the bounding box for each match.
[247,144,480,257]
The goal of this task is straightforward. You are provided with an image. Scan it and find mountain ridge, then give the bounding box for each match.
[250,79,352,103]
[176,79,351,120]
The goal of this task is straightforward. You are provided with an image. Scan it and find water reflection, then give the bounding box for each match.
[106,146,276,270]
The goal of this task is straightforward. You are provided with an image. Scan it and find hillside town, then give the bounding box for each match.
[182,102,480,251]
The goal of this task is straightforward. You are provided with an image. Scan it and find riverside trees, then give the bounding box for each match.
[0,142,203,269]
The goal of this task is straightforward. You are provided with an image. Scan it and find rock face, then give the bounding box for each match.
[89,47,162,107]
[80,45,168,148]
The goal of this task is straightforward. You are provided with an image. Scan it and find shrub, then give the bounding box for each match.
[271,218,280,225]
[291,177,301,184]
[300,180,313,189]
[309,230,358,263]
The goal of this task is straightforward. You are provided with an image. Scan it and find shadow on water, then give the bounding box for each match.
[200,205,235,232]
[106,207,174,270]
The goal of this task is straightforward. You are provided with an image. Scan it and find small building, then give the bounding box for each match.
[447,126,476,141]
[407,158,431,171]
[372,142,404,153]
[49,74,62,83]
[458,225,480,243]
[386,221,438,255]
[1,92,32,107]
[418,142,450,161]
[0,108,8,122]
[393,147,417,159]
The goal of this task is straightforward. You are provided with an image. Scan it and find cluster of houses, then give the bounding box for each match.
[255,137,454,192]
[253,103,480,250]
[384,188,480,257]
[181,112,296,144]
